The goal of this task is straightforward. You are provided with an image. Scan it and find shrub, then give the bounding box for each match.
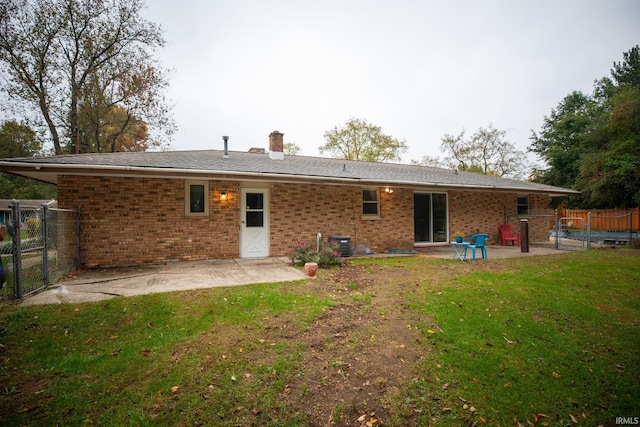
[289,240,343,267]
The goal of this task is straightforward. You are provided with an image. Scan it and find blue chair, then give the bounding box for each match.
[464,234,489,260]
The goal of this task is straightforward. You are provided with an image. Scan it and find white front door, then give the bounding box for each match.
[240,188,269,258]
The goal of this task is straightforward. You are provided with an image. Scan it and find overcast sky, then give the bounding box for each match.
[142,0,640,167]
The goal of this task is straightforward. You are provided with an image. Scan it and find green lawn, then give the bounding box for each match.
[0,249,638,426]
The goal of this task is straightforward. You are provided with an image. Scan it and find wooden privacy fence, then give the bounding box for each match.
[550,208,640,231]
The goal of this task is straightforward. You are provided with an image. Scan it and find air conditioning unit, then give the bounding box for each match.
[328,236,351,257]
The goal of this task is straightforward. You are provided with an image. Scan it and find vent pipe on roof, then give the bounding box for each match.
[223,136,229,159]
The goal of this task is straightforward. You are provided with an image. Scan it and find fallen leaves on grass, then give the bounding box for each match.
[357,412,377,426]
[515,414,550,426]
[532,413,549,422]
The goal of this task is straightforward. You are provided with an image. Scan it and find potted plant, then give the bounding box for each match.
[304,254,320,278]
[454,231,464,243]
[290,239,343,278]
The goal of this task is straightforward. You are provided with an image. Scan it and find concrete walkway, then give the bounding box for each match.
[21,257,305,306]
[20,239,586,306]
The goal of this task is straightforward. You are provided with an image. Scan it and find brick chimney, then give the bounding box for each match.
[269,130,284,160]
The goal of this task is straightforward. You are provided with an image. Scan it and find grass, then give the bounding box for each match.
[0,249,639,426]
[401,252,640,425]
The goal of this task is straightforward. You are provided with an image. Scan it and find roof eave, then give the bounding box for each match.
[0,161,580,196]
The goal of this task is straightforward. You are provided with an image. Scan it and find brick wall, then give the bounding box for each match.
[448,190,551,244]
[269,183,357,254]
[449,190,512,243]
[58,176,240,266]
[269,184,414,256]
[58,175,552,266]
[529,194,551,242]
[360,187,414,251]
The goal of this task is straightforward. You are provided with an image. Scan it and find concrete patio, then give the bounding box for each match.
[416,238,588,260]
[20,238,590,306]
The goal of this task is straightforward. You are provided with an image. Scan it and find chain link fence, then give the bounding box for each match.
[0,201,79,300]
[548,209,639,250]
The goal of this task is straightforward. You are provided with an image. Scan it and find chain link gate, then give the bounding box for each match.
[553,213,586,250]
[0,200,80,300]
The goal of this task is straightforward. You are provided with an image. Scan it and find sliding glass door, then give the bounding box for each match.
[414,193,447,243]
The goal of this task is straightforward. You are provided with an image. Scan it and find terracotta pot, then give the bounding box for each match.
[304,262,318,278]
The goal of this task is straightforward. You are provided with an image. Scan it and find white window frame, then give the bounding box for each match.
[185,181,209,216]
[362,187,380,219]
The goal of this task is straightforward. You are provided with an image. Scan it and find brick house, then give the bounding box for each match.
[0,131,578,267]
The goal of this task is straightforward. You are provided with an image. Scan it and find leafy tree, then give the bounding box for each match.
[440,124,527,179]
[0,0,174,154]
[284,142,301,156]
[77,105,151,153]
[611,45,640,86]
[0,121,56,198]
[0,120,41,158]
[529,45,640,208]
[529,91,596,191]
[320,117,407,162]
[575,83,640,207]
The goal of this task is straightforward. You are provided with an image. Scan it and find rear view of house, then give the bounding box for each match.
[0,131,578,267]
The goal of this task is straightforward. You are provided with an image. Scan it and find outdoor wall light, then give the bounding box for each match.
[384,187,394,194]
[220,192,227,201]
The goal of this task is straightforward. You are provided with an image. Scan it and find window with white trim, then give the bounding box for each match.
[362,188,380,218]
[185,181,209,216]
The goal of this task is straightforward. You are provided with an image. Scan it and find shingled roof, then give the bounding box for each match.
[0,149,578,196]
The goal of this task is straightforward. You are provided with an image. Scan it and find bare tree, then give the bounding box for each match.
[410,155,445,168]
[0,0,174,154]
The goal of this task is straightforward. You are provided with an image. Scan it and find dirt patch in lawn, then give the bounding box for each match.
[270,262,432,426]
